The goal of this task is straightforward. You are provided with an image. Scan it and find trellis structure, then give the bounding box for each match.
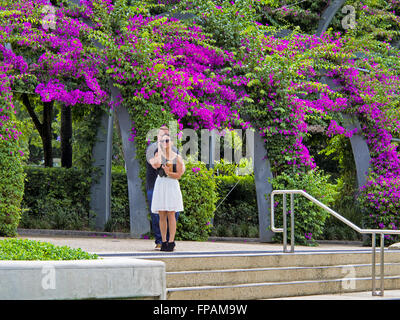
[83,1,393,241]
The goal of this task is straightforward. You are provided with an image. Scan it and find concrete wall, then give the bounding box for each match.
[0,258,165,300]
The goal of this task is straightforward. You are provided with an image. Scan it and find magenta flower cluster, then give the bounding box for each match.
[106,14,246,135]
[251,33,359,170]
[0,0,108,109]
[191,167,201,174]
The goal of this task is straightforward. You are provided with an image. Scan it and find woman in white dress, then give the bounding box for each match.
[150,133,185,252]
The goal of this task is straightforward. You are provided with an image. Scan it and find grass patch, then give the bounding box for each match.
[0,238,98,260]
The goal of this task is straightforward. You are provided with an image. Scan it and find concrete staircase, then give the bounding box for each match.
[134,249,400,300]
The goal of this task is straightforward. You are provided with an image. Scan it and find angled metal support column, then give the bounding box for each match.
[254,133,275,242]
[316,0,346,36]
[341,114,371,189]
[236,83,275,242]
[90,110,113,230]
[92,79,149,237]
[209,130,216,169]
[115,105,150,237]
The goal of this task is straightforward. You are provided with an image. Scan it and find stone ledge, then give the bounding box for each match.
[389,243,400,250]
[17,228,133,239]
[0,258,166,300]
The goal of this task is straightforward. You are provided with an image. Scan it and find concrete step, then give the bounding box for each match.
[166,263,400,288]
[269,289,400,300]
[167,275,400,300]
[135,250,400,272]
[131,249,400,300]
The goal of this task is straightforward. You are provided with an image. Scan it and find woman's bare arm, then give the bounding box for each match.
[163,155,185,179]
[149,150,162,169]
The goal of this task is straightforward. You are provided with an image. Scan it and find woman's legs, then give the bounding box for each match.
[167,211,176,243]
[159,211,176,251]
[158,211,168,242]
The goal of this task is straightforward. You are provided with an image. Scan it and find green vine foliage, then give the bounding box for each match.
[126,100,176,195]
[72,105,104,170]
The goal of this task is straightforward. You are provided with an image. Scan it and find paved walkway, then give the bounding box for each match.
[10,234,370,255]
[4,234,400,300]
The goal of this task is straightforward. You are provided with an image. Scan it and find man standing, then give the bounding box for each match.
[146,125,180,249]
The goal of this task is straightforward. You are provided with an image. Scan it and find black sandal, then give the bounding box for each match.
[166,242,175,252]
[160,241,168,251]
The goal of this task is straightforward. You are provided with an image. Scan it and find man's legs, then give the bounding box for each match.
[148,189,181,244]
[148,189,162,245]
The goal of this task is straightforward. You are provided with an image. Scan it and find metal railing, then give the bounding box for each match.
[270,190,400,297]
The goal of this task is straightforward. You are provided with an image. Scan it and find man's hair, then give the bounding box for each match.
[159,125,169,131]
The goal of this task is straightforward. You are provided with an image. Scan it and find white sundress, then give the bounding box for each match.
[151,157,184,213]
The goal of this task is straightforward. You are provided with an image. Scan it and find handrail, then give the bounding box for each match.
[270,190,400,297]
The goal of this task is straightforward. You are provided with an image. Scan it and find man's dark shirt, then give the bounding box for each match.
[145,142,178,191]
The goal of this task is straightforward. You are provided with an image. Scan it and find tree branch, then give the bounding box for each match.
[21,93,43,136]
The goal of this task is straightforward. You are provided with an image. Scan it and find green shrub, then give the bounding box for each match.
[20,198,91,230]
[322,176,362,241]
[213,159,239,176]
[20,167,94,230]
[0,238,98,260]
[0,132,25,237]
[177,161,218,241]
[212,174,259,238]
[271,169,338,246]
[21,166,132,232]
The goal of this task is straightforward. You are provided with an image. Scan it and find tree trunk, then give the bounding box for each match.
[21,94,54,167]
[42,101,54,167]
[61,104,73,168]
